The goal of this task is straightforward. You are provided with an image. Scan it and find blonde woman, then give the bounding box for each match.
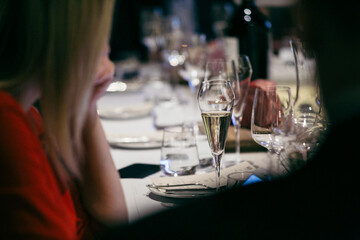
[0,0,128,238]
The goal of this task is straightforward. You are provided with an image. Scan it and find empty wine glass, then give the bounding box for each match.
[178,34,207,124]
[227,55,252,165]
[251,85,295,173]
[293,112,325,161]
[198,79,234,191]
[289,38,320,117]
[269,86,296,169]
[204,58,228,81]
[179,34,207,93]
[251,87,276,152]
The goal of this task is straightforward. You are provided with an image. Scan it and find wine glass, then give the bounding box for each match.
[198,79,234,191]
[269,86,296,170]
[289,38,320,118]
[251,87,275,151]
[178,34,207,124]
[227,54,252,165]
[179,34,207,93]
[251,86,295,173]
[204,59,228,81]
[293,112,325,162]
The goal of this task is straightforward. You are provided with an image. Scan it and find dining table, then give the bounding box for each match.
[97,57,294,223]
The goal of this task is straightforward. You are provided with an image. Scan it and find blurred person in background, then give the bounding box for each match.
[106,0,360,238]
[0,0,128,239]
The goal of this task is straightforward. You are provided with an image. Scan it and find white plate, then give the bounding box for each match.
[109,137,162,149]
[108,132,163,150]
[98,102,153,120]
[147,186,215,199]
[106,79,144,93]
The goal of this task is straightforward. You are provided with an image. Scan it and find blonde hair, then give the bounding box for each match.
[0,0,114,180]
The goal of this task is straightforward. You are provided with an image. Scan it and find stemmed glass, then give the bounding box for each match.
[178,34,207,124]
[198,79,234,191]
[204,59,228,81]
[293,112,324,161]
[179,34,207,93]
[269,86,296,169]
[227,55,252,165]
[251,87,275,152]
[251,85,295,173]
[289,38,321,118]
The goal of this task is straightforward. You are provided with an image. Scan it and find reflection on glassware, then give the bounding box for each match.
[198,79,234,191]
[160,125,199,176]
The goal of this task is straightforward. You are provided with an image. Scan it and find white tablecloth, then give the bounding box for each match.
[97,63,288,223]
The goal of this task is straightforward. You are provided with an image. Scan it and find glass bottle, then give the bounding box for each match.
[226,0,271,80]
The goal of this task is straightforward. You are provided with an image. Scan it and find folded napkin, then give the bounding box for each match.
[149,161,257,189]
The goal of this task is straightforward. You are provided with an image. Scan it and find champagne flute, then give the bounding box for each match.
[198,79,234,191]
[228,55,252,164]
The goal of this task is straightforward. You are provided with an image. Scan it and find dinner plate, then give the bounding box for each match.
[98,102,153,120]
[108,132,163,150]
[147,185,215,199]
[106,79,145,93]
[109,137,162,149]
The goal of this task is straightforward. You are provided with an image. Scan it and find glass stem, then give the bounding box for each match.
[235,123,241,162]
[213,153,223,191]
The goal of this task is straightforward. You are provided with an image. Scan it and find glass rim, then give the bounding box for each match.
[163,125,194,133]
[202,79,230,84]
[253,85,291,94]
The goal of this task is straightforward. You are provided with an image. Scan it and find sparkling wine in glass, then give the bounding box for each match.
[198,79,234,191]
[228,55,252,165]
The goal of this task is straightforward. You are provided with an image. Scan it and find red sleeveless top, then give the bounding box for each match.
[0,90,96,239]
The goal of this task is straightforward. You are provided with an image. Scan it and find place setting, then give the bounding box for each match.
[144,57,269,201]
